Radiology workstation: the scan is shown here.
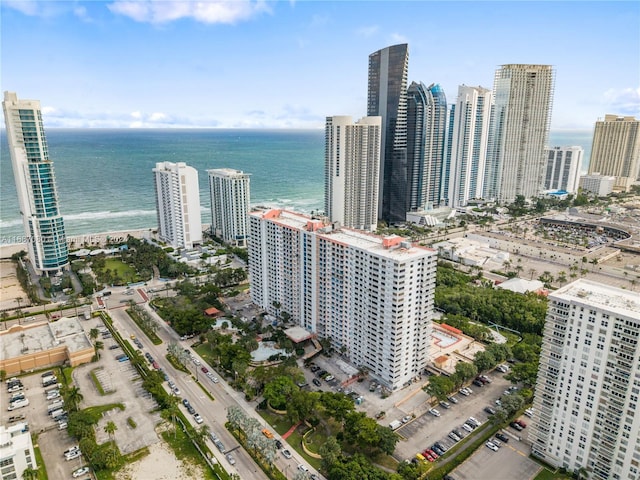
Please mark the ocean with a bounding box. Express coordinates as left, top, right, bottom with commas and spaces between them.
0, 128, 592, 244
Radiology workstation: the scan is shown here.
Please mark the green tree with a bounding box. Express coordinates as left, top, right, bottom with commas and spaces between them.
263, 376, 297, 410
89, 328, 99, 343
473, 350, 497, 373
425, 376, 454, 400
104, 420, 117, 441
320, 392, 356, 424
65, 386, 84, 412
318, 435, 341, 471
21, 468, 39, 480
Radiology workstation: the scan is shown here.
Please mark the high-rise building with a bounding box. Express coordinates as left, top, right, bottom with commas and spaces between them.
0, 423, 37, 480
248, 208, 436, 391
530, 279, 640, 480
484, 64, 555, 203
446, 85, 493, 207
208, 168, 251, 247
406, 82, 448, 210
587, 115, 640, 192
153, 161, 202, 249
2, 91, 69, 275
367, 44, 409, 224
544, 146, 584, 193
324, 115, 382, 231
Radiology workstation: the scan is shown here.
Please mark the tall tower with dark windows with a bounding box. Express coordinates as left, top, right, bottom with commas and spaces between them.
483, 64, 555, 203
3, 91, 68, 274
367, 44, 409, 224
406, 82, 448, 210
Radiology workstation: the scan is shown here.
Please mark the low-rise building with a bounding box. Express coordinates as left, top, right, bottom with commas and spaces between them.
0, 317, 94, 375
579, 174, 616, 196
0, 422, 36, 480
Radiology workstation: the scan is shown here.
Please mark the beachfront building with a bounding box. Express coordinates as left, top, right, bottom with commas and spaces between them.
587, 115, 640, 192
483, 64, 555, 203
153, 161, 202, 250
324, 115, 382, 231
406, 82, 448, 210
368, 43, 409, 224
544, 146, 584, 193
530, 279, 640, 480
207, 168, 251, 247
2, 91, 68, 275
248, 208, 437, 391
0, 423, 37, 480
579, 174, 616, 197
446, 85, 493, 207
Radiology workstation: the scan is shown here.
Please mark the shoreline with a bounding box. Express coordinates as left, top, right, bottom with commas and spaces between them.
0, 228, 156, 259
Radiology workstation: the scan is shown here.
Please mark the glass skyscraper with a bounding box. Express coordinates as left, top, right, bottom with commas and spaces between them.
3, 92, 68, 274
367, 43, 409, 224
406, 82, 448, 210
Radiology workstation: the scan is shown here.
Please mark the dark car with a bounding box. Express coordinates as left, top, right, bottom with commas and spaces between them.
275, 440, 283, 449
472, 379, 484, 387
484, 406, 496, 415
495, 432, 509, 443
312, 378, 322, 387
510, 422, 524, 431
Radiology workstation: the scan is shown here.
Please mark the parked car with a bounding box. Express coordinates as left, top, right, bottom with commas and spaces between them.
447, 396, 458, 404
515, 419, 527, 428
65, 450, 82, 461
324, 375, 335, 382
462, 423, 473, 432
472, 379, 484, 387
495, 432, 510, 443
484, 406, 496, 415
510, 421, 524, 431
402, 415, 413, 423
486, 441, 499, 452
524, 408, 535, 418
439, 400, 450, 409
72, 466, 90, 478
448, 432, 460, 442
193, 413, 204, 424
428, 408, 440, 417
312, 378, 322, 387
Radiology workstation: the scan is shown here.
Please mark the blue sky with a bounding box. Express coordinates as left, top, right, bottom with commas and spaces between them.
1, 0, 638, 129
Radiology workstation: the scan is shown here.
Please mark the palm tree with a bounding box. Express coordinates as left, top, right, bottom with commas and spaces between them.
94, 340, 104, 359
21, 467, 39, 480
89, 328, 99, 343
104, 420, 118, 441
65, 386, 84, 411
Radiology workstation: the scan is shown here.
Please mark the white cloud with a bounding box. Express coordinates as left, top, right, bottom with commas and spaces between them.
356, 25, 378, 38
2, 0, 39, 15
2, 0, 67, 17
107, 0, 271, 25
389, 32, 409, 44
149, 112, 168, 122
41, 106, 56, 115
73, 5, 93, 22
130, 111, 142, 119
602, 87, 640, 116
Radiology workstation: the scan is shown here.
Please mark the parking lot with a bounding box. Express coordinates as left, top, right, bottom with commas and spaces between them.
449, 430, 541, 480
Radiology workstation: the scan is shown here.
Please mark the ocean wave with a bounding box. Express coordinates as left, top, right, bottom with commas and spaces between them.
65, 209, 157, 221
0, 218, 23, 228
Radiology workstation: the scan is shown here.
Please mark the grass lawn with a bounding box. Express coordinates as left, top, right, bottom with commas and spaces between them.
32, 434, 49, 480
533, 469, 573, 480
104, 258, 140, 284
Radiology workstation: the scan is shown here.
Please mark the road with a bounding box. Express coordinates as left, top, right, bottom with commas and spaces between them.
104, 284, 323, 480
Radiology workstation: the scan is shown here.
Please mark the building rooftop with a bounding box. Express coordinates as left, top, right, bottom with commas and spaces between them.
497, 277, 546, 295
207, 168, 250, 177
552, 279, 640, 316
251, 208, 435, 261
0, 317, 92, 361
284, 326, 314, 343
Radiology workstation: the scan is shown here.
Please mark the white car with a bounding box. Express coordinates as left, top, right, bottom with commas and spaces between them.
225, 453, 236, 465
458, 388, 469, 396
298, 464, 309, 472
486, 441, 499, 452
428, 408, 440, 417
462, 423, 473, 432
193, 413, 204, 424
65, 450, 81, 461
172, 386, 181, 395
524, 408, 535, 418
282, 449, 292, 459
401, 415, 412, 423
72, 466, 90, 477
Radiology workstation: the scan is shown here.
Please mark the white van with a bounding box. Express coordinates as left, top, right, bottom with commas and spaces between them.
8, 398, 29, 410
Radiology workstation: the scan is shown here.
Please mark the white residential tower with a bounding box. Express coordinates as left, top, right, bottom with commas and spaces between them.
208, 168, 251, 247
153, 161, 202, 249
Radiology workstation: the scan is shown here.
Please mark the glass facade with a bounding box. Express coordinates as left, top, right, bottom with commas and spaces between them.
3, 93, 68, 273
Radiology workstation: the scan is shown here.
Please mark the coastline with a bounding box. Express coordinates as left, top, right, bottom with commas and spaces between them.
0, 228, 155, 259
